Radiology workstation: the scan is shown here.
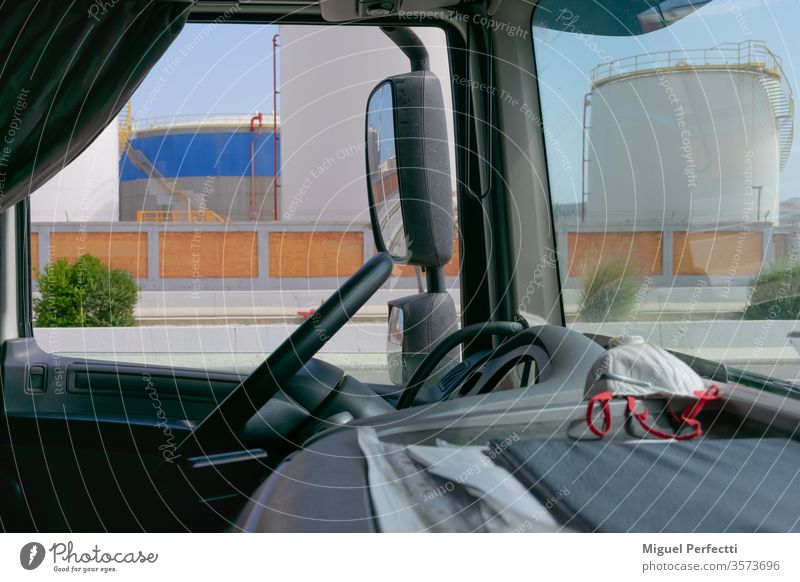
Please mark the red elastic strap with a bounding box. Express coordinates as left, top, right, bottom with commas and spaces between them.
665, 384, 722, 438
681, 384, 722, 423
627, 385, 722, 441
625, 396, 686, 440
586, 391, 613, 436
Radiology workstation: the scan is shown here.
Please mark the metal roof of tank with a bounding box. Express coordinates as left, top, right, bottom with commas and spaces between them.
131, 113, 281, 133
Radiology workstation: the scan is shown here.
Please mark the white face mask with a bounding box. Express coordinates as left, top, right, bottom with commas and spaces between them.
584, 335, 706, 401
583, 336, 721, 440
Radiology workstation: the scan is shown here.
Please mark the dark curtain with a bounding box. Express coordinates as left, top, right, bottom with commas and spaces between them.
0, 0, 191, 210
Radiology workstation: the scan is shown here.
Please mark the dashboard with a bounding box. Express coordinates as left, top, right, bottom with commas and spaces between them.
235, 329, 800, 532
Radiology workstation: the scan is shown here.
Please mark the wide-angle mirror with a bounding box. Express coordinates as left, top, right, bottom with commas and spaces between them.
366, 81, 407, 259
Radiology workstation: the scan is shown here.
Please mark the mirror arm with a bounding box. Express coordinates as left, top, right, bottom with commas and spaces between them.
425, 265, 446, 294
381, 26, 430, 72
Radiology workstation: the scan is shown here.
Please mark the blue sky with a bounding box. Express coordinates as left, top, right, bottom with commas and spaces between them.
130, 2, 800, 206
533, 0, 800, 204
131, 23, 279, 120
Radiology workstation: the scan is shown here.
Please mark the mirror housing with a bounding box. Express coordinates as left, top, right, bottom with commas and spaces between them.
387, 292, 457, 385
365, 63, 459, 392
365, 71, 454, 267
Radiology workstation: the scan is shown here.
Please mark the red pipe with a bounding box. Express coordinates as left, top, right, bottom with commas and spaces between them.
250, 112, 263, 132
250, 112, 263, 221
273, 33, 280, 222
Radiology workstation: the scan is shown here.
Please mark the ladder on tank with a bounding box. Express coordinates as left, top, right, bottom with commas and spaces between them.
761, 74, 795, 170
122, 145, 228, 222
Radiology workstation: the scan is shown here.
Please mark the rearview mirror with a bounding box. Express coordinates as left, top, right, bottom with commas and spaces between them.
365, 72, 454, 267
366, 70, 458, 387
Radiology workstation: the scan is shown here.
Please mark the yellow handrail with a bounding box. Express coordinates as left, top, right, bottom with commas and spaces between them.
588, 40, 795, 171
591, 40, 786, 88
136, 210, 226, 223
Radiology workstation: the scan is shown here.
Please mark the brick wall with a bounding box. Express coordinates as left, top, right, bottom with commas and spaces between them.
31, 223, 423, 291
49, 231, 149, 278
673, 231, 763, 275
160, 232, 259, 278
567, 232, 663, 276
269, 231, 364, 277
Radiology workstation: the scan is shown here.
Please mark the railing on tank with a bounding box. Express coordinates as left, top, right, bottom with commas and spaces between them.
591, 40, 789, 89
132, 113, 280, 132
136, 210, 227, 223
589, 40, 794, 170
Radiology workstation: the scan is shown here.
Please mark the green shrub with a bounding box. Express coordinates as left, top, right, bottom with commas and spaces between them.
34, 254, 139, 327
742, 256, 800, 320
577, 256, 642, 322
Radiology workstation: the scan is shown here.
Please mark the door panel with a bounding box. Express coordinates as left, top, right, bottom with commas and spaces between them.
0, 337, 247, 531
2, 337, 241, 424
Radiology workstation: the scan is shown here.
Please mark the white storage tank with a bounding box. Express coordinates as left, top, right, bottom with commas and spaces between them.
31, 119, 121, 223
583, 41, 793, 227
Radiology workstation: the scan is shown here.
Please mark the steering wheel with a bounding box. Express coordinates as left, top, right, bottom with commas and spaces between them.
397, 324, 605, 409
176, 252, 394, 458
396, 321, 525, 409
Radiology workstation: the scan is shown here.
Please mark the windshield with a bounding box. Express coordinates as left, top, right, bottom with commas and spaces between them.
533, 0, 800, 384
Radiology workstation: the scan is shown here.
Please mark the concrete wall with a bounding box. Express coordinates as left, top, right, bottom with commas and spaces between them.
557, 222, 789, 288
30, 222, 461, 293
572, 320, 800, 366
35, 320, 800, 372
131, 288, 461, 323
31, 221, 376, 291
32, 219, 790, 294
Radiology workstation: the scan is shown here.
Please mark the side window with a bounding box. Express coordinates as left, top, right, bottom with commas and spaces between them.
532, 0, 799, 381
30, 22, 457, 384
